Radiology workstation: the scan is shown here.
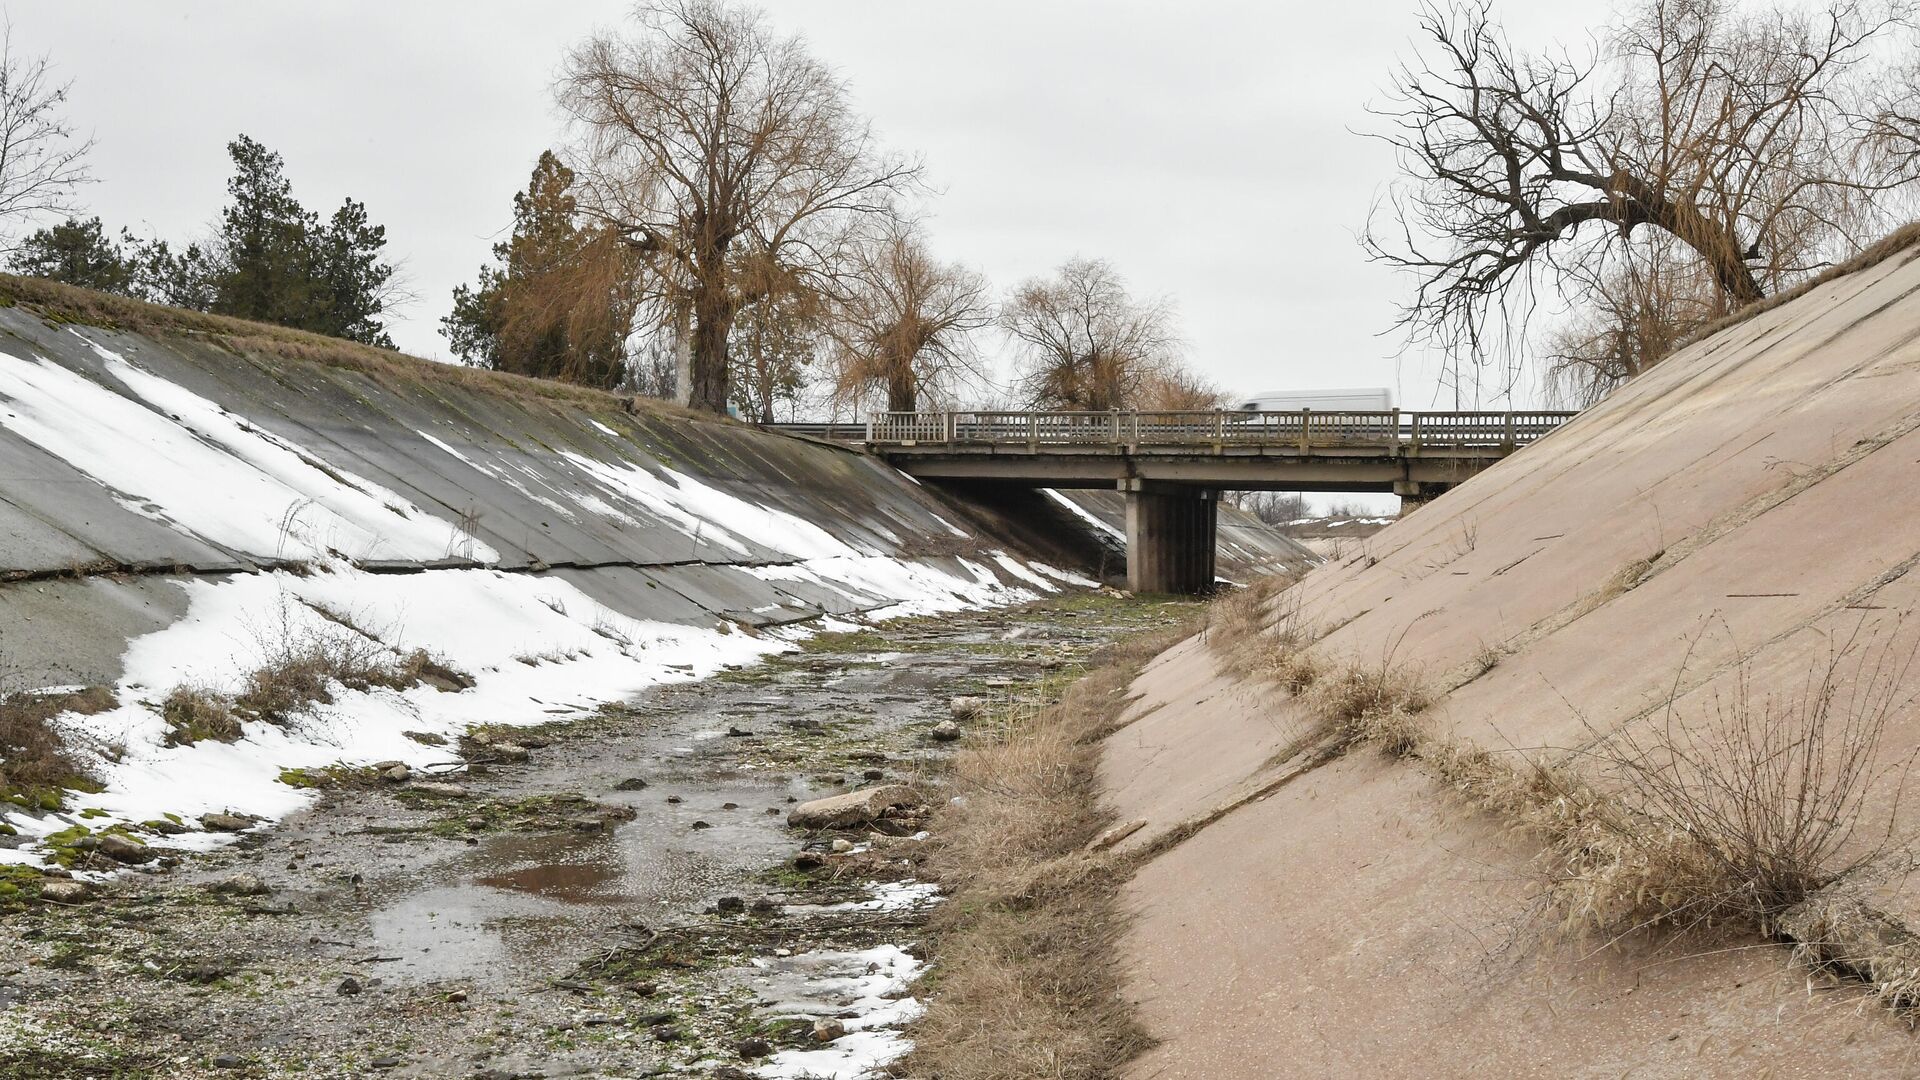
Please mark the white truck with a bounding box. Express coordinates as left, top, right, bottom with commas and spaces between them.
1234, 387, 1396, 412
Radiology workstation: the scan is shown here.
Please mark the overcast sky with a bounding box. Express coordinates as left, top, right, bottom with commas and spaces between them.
7, 1, 1601, 411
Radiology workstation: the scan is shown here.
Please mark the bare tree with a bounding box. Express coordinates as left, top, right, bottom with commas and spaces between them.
0, 28, 93, 250
1002, 257, 1181, 412
729, 249, 825, 422
1365, 0, 1915, 395
831, 218, 992, 413
557, 0, 920, 415
1542, 233, 1722, 405
1135, 363, 1227, 410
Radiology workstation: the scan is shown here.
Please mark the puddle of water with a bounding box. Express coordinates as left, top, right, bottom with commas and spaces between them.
364, 771, 800, 983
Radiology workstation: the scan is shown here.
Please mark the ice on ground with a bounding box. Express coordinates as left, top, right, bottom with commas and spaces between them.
0, 335, 495, 563
784, 881, 942, 916
742, 944, 926, 1080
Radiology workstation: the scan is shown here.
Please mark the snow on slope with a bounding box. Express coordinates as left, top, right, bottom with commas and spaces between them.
0, 332, 1096, 866
0, 335, 492, 563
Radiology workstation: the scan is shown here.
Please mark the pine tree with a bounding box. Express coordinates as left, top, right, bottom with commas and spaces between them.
310, 199, 396, 348
211, 135, 320, 328
9, 217, 139, 293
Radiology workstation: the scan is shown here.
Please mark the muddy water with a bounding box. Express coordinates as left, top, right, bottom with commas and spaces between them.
0, 596, 1192, 1079
355, 637, 992, 987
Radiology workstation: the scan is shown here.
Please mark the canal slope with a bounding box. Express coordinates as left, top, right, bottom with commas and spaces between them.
1095, 230, 1920, 1076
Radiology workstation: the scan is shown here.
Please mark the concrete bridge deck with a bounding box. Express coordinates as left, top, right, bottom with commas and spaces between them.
769, 409, 1576, 592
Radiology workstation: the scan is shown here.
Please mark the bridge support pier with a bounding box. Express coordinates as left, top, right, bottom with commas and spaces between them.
1393, 479, 1454, 511
1121, 481, 1217, 595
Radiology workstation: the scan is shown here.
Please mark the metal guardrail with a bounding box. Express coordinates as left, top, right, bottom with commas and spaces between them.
847, 410, 1576, 451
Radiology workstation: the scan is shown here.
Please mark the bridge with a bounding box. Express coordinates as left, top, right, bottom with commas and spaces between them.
769, 409, 1575, 593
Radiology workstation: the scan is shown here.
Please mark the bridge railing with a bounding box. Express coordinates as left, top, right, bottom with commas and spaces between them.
863, 410, 1576, 450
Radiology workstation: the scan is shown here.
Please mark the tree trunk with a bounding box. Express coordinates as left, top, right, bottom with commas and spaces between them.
688, 295, 733, 415
886, 365, 917, 413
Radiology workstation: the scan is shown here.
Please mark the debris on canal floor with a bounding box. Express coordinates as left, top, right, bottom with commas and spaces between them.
0, 593, 1199, 1079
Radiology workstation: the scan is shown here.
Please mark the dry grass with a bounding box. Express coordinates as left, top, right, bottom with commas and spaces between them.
1562, 630, 1919, 939
0, 686, 114, 804
159, 602, 467, 746
904, 619, 1201, 1080
0, 274, 725, 424
1301, 655, 1432, 753
1369, 624, 1920, 995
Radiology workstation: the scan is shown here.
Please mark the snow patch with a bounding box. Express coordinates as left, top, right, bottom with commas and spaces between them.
0, 336, 493, 563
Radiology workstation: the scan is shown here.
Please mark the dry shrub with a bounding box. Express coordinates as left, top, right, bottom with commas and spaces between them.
905, 620, 1200, 1080
0, 686, 114, 802
1302, 656, 1432, 753
1562, 630, 1919, 939
159, 685, 241, 747
159, 601, 468, 744
1395, 625, 1920, 982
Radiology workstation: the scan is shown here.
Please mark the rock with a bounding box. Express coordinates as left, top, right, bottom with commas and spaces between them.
491, 743, 530, 763
37, 879, 92, 904
715, 896, 745, 914
380, 764, 411, 783
949, 696, 984, 720
792, 852, 825, 871
651, 1024, 682, 1042
568, 817, 606, 833
200, 813, 255, 833
212, 1055, 246, 1069
666, 794, 683, 804
145, 818, 190, 836
735, 1037, 774, 1059
97, 834, 155, 864
787, 784, 917, 830
862, 769, 884, 781
750, 897, 779, 915
404, 730, 447, 746
1087, 819, 1148, 852
408, 782, 469, 799
370, 1057, 401, 1069
830, 839, 854, 854
713, 1068, 756, 1080
446, 989, 468, 1003
371, 760, 404, 771
930, 720, 963, 742
812, 1018, 847, 1043
725, 726, 755, 738
721, 802, 738, 810
614, 777, 649, 791
690, 820, 712, 830
209, 873, 272, 897
337, 976, 362, 996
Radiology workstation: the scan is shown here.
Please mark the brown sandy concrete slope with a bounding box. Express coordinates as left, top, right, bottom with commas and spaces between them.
1103, 238, 1920, 1076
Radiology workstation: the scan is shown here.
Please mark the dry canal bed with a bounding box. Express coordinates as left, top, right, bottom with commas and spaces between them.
0, 594, 1194, 1079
